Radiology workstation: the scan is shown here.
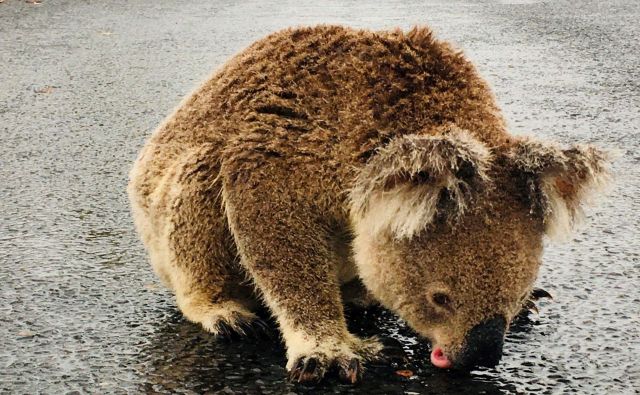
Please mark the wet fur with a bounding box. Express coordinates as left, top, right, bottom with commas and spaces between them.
128, 25, 610, 382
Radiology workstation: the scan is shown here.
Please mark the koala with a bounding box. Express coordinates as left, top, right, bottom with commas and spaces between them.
128, 25, 609, 383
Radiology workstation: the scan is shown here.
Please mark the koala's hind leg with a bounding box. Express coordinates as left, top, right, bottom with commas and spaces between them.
134, 145, 260, 336
221, 157, 382, 383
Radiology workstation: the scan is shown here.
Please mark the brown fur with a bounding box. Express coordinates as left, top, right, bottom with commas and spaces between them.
350, 124, 492, 239
128, 25, 609, 382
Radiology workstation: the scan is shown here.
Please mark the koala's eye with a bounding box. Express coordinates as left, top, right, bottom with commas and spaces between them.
432, 292, 451, 308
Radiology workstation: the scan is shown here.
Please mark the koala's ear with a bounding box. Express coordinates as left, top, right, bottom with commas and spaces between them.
350, 127, 491, 239
508, 138, 611, 240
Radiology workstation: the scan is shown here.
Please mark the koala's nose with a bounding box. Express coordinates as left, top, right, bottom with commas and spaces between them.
455, 315, 507, 370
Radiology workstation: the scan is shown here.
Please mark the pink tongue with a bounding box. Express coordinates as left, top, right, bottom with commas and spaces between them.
430, 347, 452, 369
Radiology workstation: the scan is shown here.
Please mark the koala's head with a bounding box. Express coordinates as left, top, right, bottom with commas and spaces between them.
350, 126, 609, 371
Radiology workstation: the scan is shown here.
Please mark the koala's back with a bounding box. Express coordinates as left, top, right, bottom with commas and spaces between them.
147, 25, 507, 168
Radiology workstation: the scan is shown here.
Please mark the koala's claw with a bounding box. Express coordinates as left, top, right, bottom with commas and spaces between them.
518, 288, 553, 317
531, 287, 553, 300
288, 354, 365, 384
211, 313, 272, 340
237, 316, 273, 339
338, 358, 363, 384
288, 356, 326, 384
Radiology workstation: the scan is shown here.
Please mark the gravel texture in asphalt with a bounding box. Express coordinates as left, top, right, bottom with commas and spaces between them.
1, 0, 638, 393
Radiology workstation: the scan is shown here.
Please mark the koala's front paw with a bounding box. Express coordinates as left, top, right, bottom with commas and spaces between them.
287, 336, 382, 384
288, 354, 327, 383
288, 353, 363, 384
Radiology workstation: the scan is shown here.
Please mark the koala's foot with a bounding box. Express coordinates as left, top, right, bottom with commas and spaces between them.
177, 293, 263, 337
287, 336, 383, 384
289, 354, 363, 384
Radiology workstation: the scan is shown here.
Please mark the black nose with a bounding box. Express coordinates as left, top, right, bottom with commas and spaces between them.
455, 315, 507, 370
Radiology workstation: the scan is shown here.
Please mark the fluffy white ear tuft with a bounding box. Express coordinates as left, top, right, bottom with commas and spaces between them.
509, 138, 611, 240
350, 127, 492, 239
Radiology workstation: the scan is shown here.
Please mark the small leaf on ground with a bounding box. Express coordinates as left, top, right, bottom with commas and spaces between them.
17, 330, 36, 338
35, 86, 55, 94
395, 369, 413, 378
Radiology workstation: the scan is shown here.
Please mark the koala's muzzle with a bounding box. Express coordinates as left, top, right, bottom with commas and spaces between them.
454, 315, 507, 370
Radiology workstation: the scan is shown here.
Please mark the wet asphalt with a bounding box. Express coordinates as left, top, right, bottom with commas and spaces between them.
1, 0, 639, 394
